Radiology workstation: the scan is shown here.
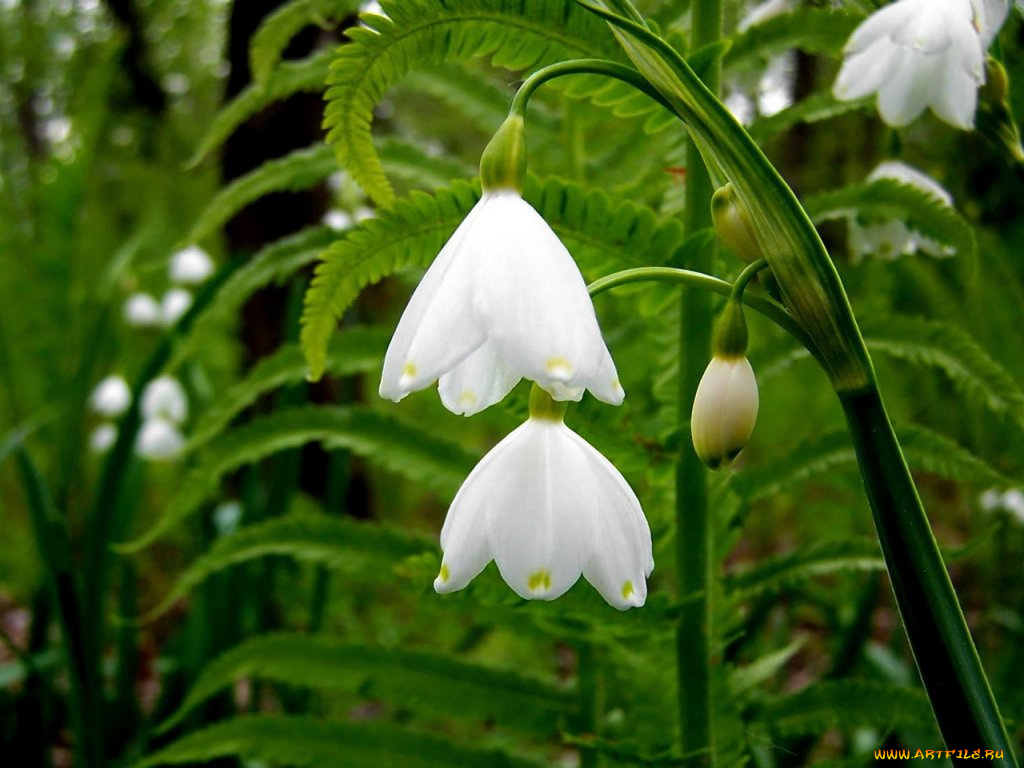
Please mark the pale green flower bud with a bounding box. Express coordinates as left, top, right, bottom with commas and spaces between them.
711, 183, 763, 264
691, 355, 759, 470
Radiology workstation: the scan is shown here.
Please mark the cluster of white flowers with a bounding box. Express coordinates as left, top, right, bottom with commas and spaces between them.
87, 373, 189, 462
123, 245, 214, 329
834, 0, 1009, 129
980, 487, 1024, 524
848, 161, 957, 260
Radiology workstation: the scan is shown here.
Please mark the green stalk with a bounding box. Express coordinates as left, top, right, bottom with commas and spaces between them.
675, 2, 721, 765
577, 641, 604, 768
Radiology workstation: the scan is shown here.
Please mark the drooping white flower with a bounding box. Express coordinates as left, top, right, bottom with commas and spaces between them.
169, 245, 214, 285
141, 376, 188, 424
89, 423, 118, 453
161, 288, 193, 326
691, 356, 759, 470
89, 375, 132, 417
434, 390, 653, 610
379, 190, 623, 415
123, 293, 161, 327
833, 0, 1007, 129
322, 209, 353, 231
848, 161, 955, 260
135, 418, 185, 460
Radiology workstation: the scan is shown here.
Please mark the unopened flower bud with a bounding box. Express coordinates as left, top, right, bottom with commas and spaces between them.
479, 114, 526, 193
691, 355, 759, 470
712, 183, 763, 264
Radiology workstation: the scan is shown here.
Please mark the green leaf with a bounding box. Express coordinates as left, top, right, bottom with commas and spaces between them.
724, 540, 884, 600
137, 715, 546, 768
138, 514, 431, 621
862, 315, 1024, 432
300, 176, 684, 379
324, 0, 620, 206
187, 144, 337, 244
190, 49, 334, 167
187, 327, 390, 448
804, 179, 977, 260
120, 406, 477, 551
749, 91, 872, 142
160, 633, 575, 734
755, 681, 936, 737
250, 0, 360, 84
378, 137, 477, 190
172, 226, 337, 369
725, 8, 864, 67
731, 637, 807, 695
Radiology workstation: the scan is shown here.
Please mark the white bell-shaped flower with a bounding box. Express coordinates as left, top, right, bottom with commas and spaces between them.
123, 293, 162, 327
833, 0, 1006, 129
849, 161, 955, 260
691, 356, 759, 470
89, 423, 118, 454
434, 387, 653, 610
161, 288, 193, 326
141, 376, 188, 424
89, 375, 132, 417
169, 245, 214, 285
379, 190, 623, 415
136, 418, 185, 460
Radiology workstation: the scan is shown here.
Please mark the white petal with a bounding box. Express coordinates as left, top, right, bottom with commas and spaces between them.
136, 418, 185, 460
474, 194, 617, 402
485, 420, 593, 600
868, 162, 954, 206
931, 58, 980, 129
834, 39, 902, 102
585, 347, 625, 406
123, 293, 161, 327
90, 375, 132, 417
161, 288, 193, 326
90, 423, 118, 453
379, 196, 491, 401
845, 0, 924, 55
169, 245, 214, 284
438, 341, 521, 417
877, 50, 937, 126
971, 0, 1009, 47
141, 376, 188, 423
567, 430, 653, 610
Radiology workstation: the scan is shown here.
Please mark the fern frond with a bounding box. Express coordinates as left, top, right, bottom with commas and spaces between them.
121, 406, 476, 551
403, 64, 527, 137
139, 514, 430, 620
725, 8, 864, 67
187, 144, 336, 244
139, 715, 546, 768
190, 49, 333, 167
188, 327, 389, 448
172, 226, 336, 369
750, 92, 871, 141
160, 633, 575, 734
378, 137, 477, 190
862, 315, 1024, 432
724, 540, 884, 600
804, 179, 976, 260
301, 176, 684, 379
250, 0, 360, 84
731, 637, 807, 695
323, 0, 621, 206
755, 681, 936, 737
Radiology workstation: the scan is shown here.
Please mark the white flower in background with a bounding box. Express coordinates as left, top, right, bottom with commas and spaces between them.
169, 245, 214, 285
757, 53, 796, 117
213, 501, 244, 536
849, 161, 955, 260
434, 390, 653, 609
161, 288, 193, 326
738, 0, 793, 31
123, 293, 162, 327
691, 356, 759, 469
135, 418, 185, 460
833, 0, 1008, 129
89, 423, 118, 454
89, 374, 131, 417
979, 487, 1024, 524
723, 90, 755, 126
359, 0, 385, 16
379, 190, 622, 415
354, 206, 375, 223
141, 376, 188, 424
322, 209, 353, 231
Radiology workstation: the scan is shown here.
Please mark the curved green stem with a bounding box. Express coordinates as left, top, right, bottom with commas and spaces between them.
588, 266, 816, 355
729, 258, 769, 301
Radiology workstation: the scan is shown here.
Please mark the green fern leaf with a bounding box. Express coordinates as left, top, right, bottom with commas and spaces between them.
138, 715, 547, 768
190, 48, 333, 167
301, 176, 684, 379
121, 406, 476, 551
725, 8, 864, 67
862, 315, 1024, 431
804, 179, 976, 260
188, 327, 389, 448
159, 633, 575, 734
755, 681, 936, 737
732, 637, 807, 695
323, 0, 621, 206
724, 540, 884, 600
172, 226, 337, 369
403, 64, 530, 138
750, 92, 871, 141
138, 514, 431, 620
378, 137, 477, 190
187, 144, 337, 244
250, 0, 360, 84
